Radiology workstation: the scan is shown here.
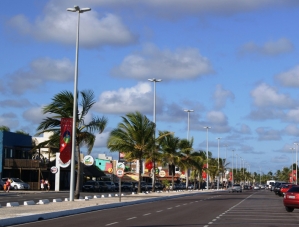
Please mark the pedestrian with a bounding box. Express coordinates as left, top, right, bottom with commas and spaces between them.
44, 179, 49, 191
6, 178, 11, 192
40, 178, 45, 190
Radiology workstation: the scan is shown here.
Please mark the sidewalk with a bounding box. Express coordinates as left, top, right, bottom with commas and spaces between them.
0, 190, 215, 226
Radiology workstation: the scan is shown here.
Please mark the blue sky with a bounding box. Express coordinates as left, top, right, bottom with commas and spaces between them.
1, 0, 299, 174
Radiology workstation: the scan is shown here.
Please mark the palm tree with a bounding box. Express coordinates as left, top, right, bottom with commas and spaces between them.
107, 111, 155, 193
36, 90, 107, 199
178, 138, 202, 188
159, 131, 181, 191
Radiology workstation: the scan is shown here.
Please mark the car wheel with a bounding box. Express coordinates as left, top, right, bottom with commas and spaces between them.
285, 207, 294, 212
14, 185, 18, 190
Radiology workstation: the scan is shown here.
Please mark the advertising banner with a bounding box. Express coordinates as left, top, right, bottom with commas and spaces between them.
60, 118, 73, 164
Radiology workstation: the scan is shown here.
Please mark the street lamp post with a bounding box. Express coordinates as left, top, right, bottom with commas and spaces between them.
184, 109, 194, 189
232, 150, 235, 186
204, 126, 211, 190
148, 78, 162, 190
294, 143, 298, 184
217, 138, 221, 190
67, 5, 91, 202
290, 147, 295, 183
184, 110, 194, 140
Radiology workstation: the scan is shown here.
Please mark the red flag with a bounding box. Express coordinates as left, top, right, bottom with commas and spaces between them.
60, 118, 73, 164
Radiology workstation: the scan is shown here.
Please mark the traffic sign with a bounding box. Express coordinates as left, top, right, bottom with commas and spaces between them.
159, 170, 166, 177
116, 169, 124, 178
117, 162, 125, 170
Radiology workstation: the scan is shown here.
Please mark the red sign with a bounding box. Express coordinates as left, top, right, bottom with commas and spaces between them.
60, 118, 72, 164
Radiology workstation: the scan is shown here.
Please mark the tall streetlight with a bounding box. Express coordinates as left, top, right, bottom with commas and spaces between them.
67, 5, 91, 202
148, 78, 162, 189
184, 109, 194, 140
232, 150, 235, 186
184, 109, 193, 189
290, 147, 295, 183
204, 126, 211, 190
294, 143, 299, 184
217, 138, 221, 190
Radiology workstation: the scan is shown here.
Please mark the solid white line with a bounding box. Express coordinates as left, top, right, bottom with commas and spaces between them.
106, 222, 118, 226
127, 217, 136, 220
143, 213, 151, 216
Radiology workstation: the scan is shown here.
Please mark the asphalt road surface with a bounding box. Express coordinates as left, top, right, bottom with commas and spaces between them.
9, 189, 299, 227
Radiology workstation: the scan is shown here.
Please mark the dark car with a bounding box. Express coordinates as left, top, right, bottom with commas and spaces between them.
0, 179, 5, 190
104, 181, 116, 191
98, 181, 108, 192
133, 181, 148, 192
82, 181, 100, 192
155, 182, 163, 190
121, 182, 133, 191
274, 182, 288, 195
283, 185, 299, 212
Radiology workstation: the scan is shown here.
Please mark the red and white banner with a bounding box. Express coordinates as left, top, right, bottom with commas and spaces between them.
60, 118, 73, 164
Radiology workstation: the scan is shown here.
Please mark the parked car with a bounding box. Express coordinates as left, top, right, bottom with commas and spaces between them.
0, 179, 5, 190
283, 185, 299, 212
133, 181, 149, 192
82, 180, 100, 192
229, 184, 242, 193
2, 178, 30, 190
104, 181, 116, 191
253, 184, 260, 190
146, 183, 153, 191
121, 182, 133, 191
155, 182, 163, 190
274, 182, 288, 195
98, 181, 109, 192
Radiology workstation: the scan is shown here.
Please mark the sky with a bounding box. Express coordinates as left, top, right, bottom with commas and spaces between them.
1, 0, 299, 174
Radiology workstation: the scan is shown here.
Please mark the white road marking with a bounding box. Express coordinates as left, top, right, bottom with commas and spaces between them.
106, 222, 118, 226
127, 217, 136, 220
143, 213, 151, 216
156, 210, 163, 212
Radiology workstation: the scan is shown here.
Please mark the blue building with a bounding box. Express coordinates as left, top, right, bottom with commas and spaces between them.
0, 131, 49, 189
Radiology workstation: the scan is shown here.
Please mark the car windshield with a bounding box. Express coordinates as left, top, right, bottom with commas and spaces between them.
12, 178, 23, 183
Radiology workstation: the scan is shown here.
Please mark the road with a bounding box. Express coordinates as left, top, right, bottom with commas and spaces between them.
9, 189, 299, 227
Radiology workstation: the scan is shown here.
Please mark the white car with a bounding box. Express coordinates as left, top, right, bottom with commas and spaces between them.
253, 185, 260, 190
2, 178, 30, 190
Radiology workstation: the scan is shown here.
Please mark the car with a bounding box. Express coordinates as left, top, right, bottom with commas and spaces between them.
104, 181, 116, 191
98, 181, 109, 192
283, 185, 299, 212
82, 180, 100, 192
229, 184, 242, 193
0, 179, 5, 190
155, 182, 163, 190
121, 182, 133, 191
253, 185, 260, 190
2, 178, 30, 190
274, 182, 288, 195
146, 183, 153, 191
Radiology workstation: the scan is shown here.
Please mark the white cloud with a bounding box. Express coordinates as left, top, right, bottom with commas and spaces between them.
0, 99, 32, 108
111, 44, 214, 80
271, 155, 289, 163
256, 127, 282, 141
275, 65, 299, 87
0, 113, 19, 129
3, 58, 73, 95
204, 111, 231, 133
8, 5, 137, 48
251, 83, 294, 108
93, 82, 153, 114
23, 106, 47, 124
213, 84, 234, 109
284, 124, 299, 136
234, 124, 252, 134
285, 108, 299, 123
240, 38, 294, 56
93, 130, 110, 148
248, 109, 285, 121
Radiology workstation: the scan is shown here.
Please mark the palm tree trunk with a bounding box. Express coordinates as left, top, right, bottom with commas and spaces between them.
74, 144, 81, 199
138, 158, 142, 193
